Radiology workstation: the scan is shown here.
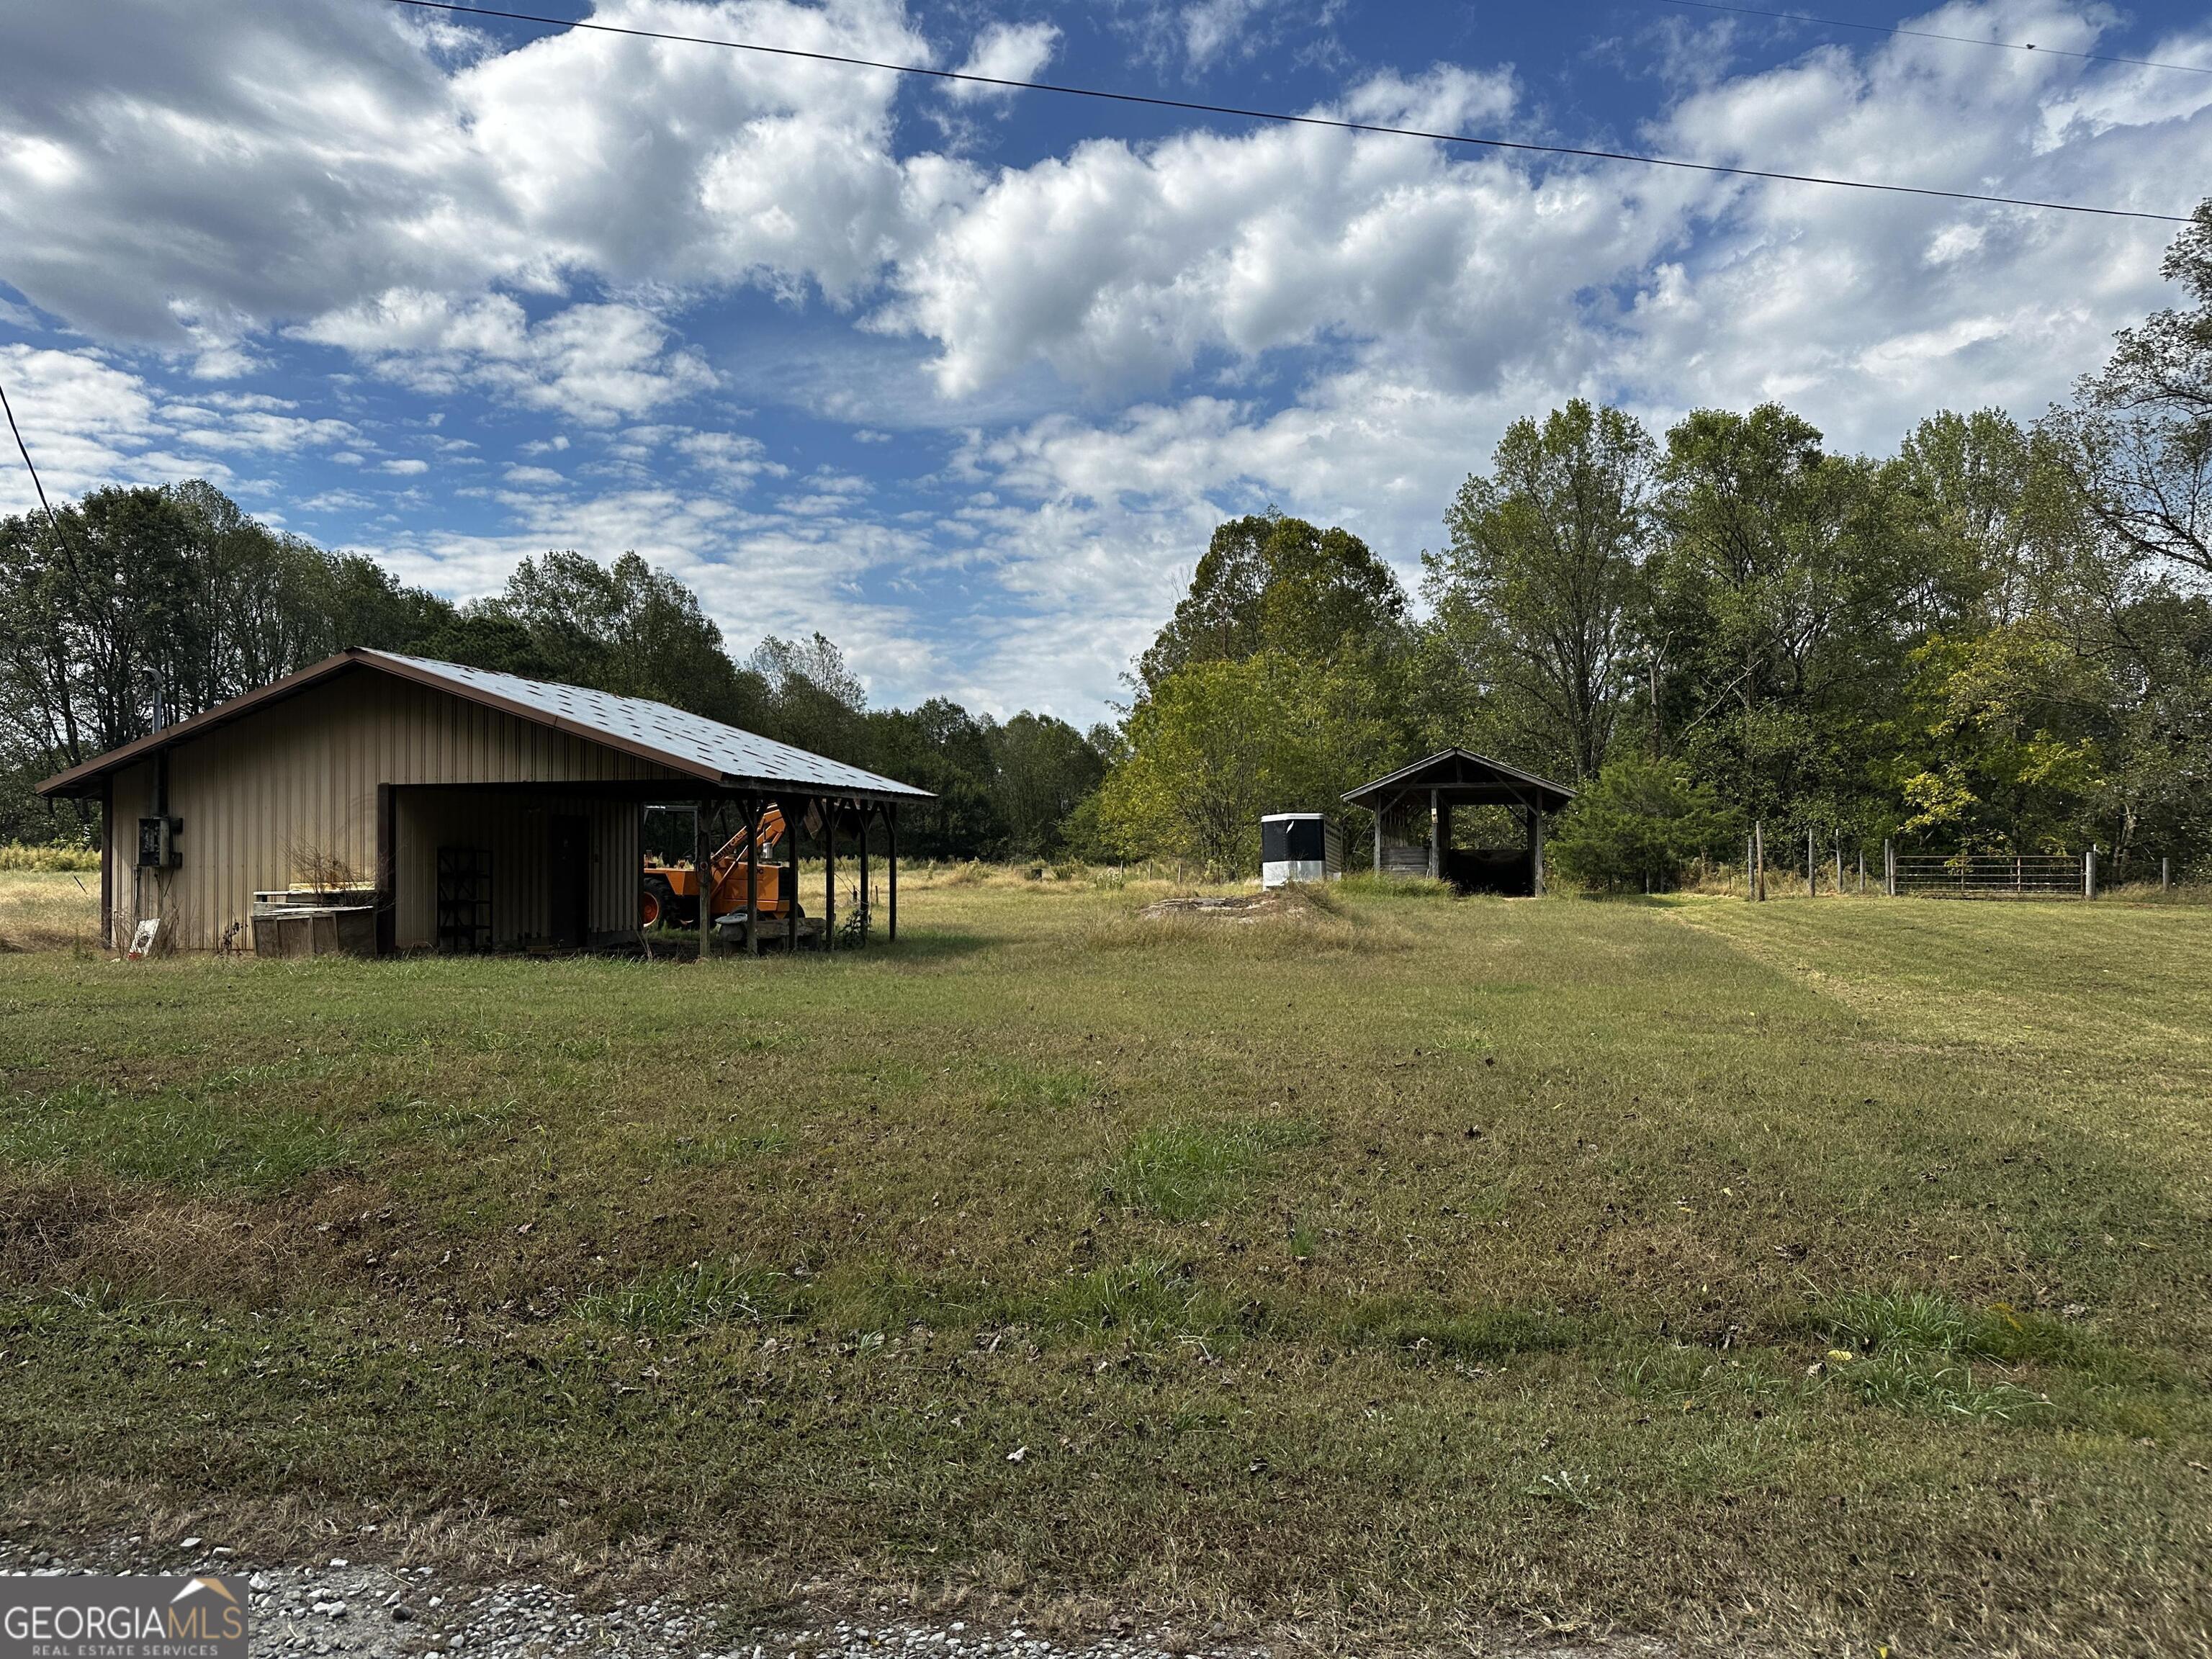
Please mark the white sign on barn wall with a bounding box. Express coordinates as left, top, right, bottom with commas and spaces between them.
126, 917, 163, 959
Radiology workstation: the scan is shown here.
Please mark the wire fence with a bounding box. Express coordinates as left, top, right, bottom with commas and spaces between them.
1891, 853, 2087, 899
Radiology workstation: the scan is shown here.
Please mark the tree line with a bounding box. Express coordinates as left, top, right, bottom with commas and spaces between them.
0, 498, 1106, 862
1099, 202, 2212, 888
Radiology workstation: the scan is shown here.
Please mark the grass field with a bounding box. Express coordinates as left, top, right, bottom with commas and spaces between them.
1, 869, 2208, 1656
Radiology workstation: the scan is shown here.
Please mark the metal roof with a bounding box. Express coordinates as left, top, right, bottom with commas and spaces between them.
37, 649, 932, 802
364, 652, 932, 799
1342, 748, 1575, 813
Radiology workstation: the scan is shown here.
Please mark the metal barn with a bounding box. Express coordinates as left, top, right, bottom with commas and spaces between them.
35, 649, 931, 956
1343, 749, 1575, 896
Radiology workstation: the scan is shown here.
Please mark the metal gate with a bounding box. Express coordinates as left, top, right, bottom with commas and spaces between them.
1890, 852, 2088, 899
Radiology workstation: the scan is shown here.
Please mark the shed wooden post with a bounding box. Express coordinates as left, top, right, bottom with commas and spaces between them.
824, 801, 837, 953
1428, 788, 1441, 881
787, 798, 802, 953
745, 793, 761, 958
1531, 806, 1546, 896
696, 797, 714, 963
887, 803, 899, 943
858, 805, 871, 945
100, 778, 114, 949
1372, 801, 1383, 874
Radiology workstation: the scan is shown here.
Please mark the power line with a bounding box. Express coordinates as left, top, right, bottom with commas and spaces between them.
380, 0, 2190, 223
1651, 0, 2212, 78
0, 369, 90, 590
1, 371, 69, 539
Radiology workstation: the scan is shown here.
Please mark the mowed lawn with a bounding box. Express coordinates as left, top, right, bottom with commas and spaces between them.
1, 872, 2208, 1656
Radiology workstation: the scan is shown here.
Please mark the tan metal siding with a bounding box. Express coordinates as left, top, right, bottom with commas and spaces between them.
109, 667, 681, 951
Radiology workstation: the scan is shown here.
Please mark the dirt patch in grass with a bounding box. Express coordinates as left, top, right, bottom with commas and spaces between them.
1095, 885, 1400, 954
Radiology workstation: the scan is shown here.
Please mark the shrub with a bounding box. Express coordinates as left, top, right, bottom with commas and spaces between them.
1547, 755, 1736, 893
0, 840, 100, 872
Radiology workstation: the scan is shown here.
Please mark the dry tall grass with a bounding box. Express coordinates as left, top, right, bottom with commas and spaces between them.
0, 871, 99, 951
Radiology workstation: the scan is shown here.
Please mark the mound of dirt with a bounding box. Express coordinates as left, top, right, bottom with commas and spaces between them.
1136, 888, 1321, 923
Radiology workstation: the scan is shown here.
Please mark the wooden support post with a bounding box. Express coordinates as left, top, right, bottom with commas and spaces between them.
1372, 804, 1383, 875
1428, 788, 1441, 882
100, 778, 114, 950
1835, 843, 1843, 895
745, 793, 761, 958
1885, 838, 1895, 896
887, 803, 899, 943
1745, 833, 1753, 901
858, 804, 871, 946
2084, 846, 2097, 901
1857, 850, 1865, 895
1807, 829, 1816, 898
787, 798, 802, 953
824, 801, 837, 953
696, 797, 714, 963
1531, 808, 1546, 896
2163, 855, 2171, 892
1753, 820, 1765, 902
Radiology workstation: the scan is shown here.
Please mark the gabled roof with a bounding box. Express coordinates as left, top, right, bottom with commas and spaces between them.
36, 648, 932, 803
1342, 748, 1576, 813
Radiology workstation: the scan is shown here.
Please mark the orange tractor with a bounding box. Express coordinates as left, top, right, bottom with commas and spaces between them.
641, 804, 799, 935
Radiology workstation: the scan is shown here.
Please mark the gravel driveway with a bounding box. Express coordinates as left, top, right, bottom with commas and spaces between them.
0, 1534, 1668, 1659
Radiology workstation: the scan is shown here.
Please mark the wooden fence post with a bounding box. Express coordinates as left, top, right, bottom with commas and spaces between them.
1745, 834, 1754, 902
1753, 821, 1766, 902
2162, 855, 2170, 892
2084, 847, 2097, 901
1807, 830, 1816, 898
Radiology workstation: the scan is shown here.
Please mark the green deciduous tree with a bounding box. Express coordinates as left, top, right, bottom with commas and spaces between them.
1546, 754, 1736, 894
1099, 653, 1399, 875
1643, 405, 1911, 845
1424, 400, 1653, 782
1136, 511, 1406, 693
2048, 201, 2212, 581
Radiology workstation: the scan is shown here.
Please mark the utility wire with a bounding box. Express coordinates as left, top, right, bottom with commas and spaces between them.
1652, 0, 2212, 78
381, 0, 2190, 223
0, 370, 86, 586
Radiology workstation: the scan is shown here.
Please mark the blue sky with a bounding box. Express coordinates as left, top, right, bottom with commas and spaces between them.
3, 0, 2208, 720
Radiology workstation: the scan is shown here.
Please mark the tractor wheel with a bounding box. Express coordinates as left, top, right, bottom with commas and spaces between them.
640, 876, 684, 930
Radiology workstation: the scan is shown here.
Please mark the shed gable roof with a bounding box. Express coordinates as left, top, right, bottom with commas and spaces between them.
36, 648, 932, 802
1341, 748, 1575, 813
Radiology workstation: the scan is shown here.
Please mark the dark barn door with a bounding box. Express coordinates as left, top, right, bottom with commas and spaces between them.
549, 815, 590, 948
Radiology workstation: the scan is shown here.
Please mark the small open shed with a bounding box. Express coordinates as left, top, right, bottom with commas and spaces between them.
35, 649, 932, 956
1343, 749, 1575, 896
